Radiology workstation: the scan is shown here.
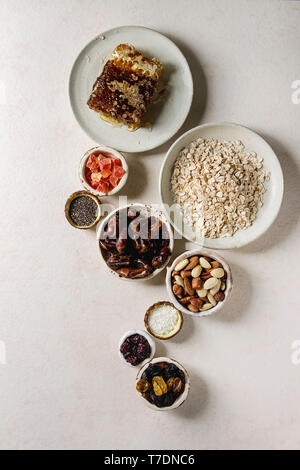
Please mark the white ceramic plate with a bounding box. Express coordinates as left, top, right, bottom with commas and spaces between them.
69, 26, 193, 153
159, 122, 284, 249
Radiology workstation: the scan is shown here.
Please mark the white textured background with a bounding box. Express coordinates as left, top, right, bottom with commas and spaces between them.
0, 0, 300, 450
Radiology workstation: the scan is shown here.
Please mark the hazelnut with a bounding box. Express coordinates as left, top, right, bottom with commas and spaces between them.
172, 284, 183, 297
215, 291, 225, 302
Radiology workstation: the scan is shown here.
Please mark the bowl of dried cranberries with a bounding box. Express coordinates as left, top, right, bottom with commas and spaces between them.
79, 145, 128, 196
119, 330, 156, 368
136, 357, 190, 410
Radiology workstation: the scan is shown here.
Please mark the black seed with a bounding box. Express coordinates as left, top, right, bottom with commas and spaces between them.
69, 196, 98, 227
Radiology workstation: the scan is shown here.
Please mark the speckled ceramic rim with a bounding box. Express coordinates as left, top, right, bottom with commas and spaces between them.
79, 145, 129, 196
136, 357, 190, 411
166, 249, 233, 317
97, 203, 174, 282
144, 301, 183, 340
65, 190, 102, 229
118, 329, 156, 368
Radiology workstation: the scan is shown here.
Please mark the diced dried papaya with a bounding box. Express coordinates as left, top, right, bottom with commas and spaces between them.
101, 168, 112, 179
99, 157, 112, 171
109, 175, 119, 188
114, 166, 125, 178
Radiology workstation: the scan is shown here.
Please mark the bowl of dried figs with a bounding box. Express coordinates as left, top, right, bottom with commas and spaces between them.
136, 357, 190, 411
166, 249, 233, 317
98, 204, 174, 281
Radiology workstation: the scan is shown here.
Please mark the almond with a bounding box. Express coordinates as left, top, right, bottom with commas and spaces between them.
185, 256, 199, 270
179, 295, 198, 305
203, 277, 219, 290
192, 278, 202, 289
174, 275, 184, 288
207, 293, 217, 307
201, 272, 212, 280
190, 297, 203, 308
188, 303, 199, 313
191, 265, 202, 278
200, 257, 211, 269
184, 277, 195, 296
173, 284, 183, 297
221, 282, 226, 291
200, 303, 213, 311
196, 288, 208, 298
174, 259, 189, 272
180, 270, 192, 279
210, 279, 221, 296
211, 261, 220, 269
210, 268, 225, 279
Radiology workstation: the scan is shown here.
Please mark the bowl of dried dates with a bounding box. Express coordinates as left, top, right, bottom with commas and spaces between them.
119, 330, 156, 368
98, 204, 174, 280
166, 249, 233, 317
136, 357, 190, 410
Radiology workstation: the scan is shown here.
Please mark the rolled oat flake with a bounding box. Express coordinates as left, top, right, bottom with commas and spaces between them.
69, 196, 98, 227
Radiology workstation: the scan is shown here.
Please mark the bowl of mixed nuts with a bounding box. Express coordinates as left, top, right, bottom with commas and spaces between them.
166, 249, 232, 317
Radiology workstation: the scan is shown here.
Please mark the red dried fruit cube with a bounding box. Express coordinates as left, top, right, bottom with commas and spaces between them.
109, 175, 119, 188
99, 157, 112, 171
97, 182, 109, 195
113, 166, 125, 178
86, 154, 100, 171
101, 168, 112, 179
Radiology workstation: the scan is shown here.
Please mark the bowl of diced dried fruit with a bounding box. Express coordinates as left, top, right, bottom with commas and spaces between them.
166, 249, 232, 317
79, 145, 128, 196
136, 357, 190, 411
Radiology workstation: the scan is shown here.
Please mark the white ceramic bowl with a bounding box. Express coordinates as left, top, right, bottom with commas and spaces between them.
69, 25, 193, 153
97, 203, 174, 281
136, 357, 190, 411
118, 329, 156, 368
166, 249, 233, 317
159, 122, 284, 249
79, 145, 128, 196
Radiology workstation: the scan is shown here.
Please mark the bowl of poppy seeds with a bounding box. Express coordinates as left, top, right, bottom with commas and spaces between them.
65, 191, 101, 229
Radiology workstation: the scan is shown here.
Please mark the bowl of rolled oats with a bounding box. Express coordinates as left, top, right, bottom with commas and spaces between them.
159, 122, 283, 249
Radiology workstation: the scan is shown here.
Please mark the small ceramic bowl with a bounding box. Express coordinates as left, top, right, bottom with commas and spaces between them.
65, 190, 101, 229
166, 249, 233, 317
79, 145, 129, 196
144, 301, 183, 340
136, 357, 190, 411
118, 329, 156, 368
97, 203, 174, 282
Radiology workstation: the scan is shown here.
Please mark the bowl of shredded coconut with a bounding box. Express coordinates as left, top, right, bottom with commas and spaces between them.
159, 122, 283, 249
145, 301, 183, 339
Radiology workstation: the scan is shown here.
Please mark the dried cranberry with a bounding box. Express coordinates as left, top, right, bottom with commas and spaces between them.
126, 355, 138, 365
120, 333, 151, 366
130, 335, 141, 344
137, 343, 150, 355
120, 340, 131, 354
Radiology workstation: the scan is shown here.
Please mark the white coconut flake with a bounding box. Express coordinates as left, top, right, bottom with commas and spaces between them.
148, 304, 180, 336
